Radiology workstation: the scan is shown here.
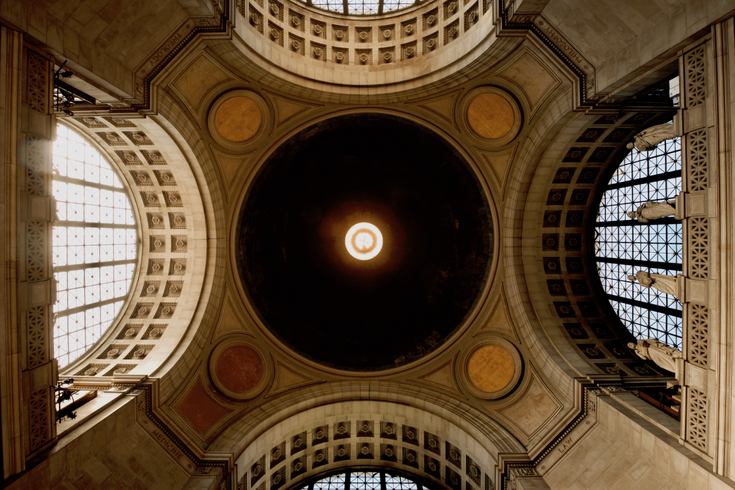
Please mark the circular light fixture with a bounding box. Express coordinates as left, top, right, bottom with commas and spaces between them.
345, 222, 383, 260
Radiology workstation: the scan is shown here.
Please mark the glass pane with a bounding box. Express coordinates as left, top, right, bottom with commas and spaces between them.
348, 0, 380, 14
314, 474, 347, 490
311, 0, 345, 13
349, 472, 381, 490
383, 0, 414, 12
385, 474, 418, 490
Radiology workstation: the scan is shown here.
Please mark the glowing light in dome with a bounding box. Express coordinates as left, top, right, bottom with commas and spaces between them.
345, 222, 383, 260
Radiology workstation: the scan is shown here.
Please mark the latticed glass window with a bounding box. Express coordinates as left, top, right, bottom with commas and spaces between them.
384, 474, 419, 490
300, 471, 423, 490
301, 0, 420, 15
595, 132, 683, 349
52, 123, 137, 367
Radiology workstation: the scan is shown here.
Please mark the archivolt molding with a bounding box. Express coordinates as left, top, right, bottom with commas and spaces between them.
500, 90, 584, 396
520, 108, 678, 378
59, 114, 215, 387
128, 0, 607, 109
151, 90, 229, 402
232, 0, 500, 88
209, 380, 525, 456
230, 399, 503, 490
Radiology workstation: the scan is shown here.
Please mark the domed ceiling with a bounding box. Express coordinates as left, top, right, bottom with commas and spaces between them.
236, 114, 493, 371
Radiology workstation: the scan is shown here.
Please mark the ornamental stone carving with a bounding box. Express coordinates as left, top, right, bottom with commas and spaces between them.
626, 120, 679, 152
627, 200, 678, 222
628, 271, 681, 298
628, 339, 683, 380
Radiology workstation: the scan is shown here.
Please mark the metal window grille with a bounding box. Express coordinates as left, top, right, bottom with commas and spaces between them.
595, 135, 683, 349
301, 471, 425, 490
303, 0, 421, 15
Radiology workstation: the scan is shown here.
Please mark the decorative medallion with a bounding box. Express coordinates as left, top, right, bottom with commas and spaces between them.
208, 90, 269, 150
461, 337, 522, 399
462, 87, 522, 146
209, 339, 269, 400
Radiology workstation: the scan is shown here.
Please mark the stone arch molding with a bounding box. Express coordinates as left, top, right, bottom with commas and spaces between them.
59, 114, 215, 382
217, 394, 525, 490
501, 87, 680, 382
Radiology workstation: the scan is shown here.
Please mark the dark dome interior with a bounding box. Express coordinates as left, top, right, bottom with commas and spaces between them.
236, 114, 493, 371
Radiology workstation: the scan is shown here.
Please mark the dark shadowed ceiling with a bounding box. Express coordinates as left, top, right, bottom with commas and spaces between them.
236, 114, 493, 371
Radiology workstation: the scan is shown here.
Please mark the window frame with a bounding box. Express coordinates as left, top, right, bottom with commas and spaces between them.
594, 134, 683, 349
298, 0, 423, 16
291, 468, 436, 490
51, 121, 143, 369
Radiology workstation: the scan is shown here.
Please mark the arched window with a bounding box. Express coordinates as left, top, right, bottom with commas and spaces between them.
52, 123, 137, 367
595, 132, 683, 348
301, 0, 420, 15
295, 470, 428, 490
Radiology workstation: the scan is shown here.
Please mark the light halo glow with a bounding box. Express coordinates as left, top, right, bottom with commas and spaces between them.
345, 222, 383, 260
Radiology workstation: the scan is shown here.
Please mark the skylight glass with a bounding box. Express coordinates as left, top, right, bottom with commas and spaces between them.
595, 134, 683, 349
299, 471, 427, 490
384, 474, 419, 490
52, 123, 137, 368
299, 0, 420, 15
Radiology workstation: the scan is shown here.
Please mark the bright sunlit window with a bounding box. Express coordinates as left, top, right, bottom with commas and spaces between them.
304, 0, 420, 15
52, 123, 137, 368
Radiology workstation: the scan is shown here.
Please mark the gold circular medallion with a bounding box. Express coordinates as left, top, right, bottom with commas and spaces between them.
467, 344, 515, 393
214, 96, 262, 142
467, 93, 515, 140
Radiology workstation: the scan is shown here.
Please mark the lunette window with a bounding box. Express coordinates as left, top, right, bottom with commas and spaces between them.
296, 470, 427, 490
301, 0, 421, 16
594, 131, 683, 349
52, 123, 137, 368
